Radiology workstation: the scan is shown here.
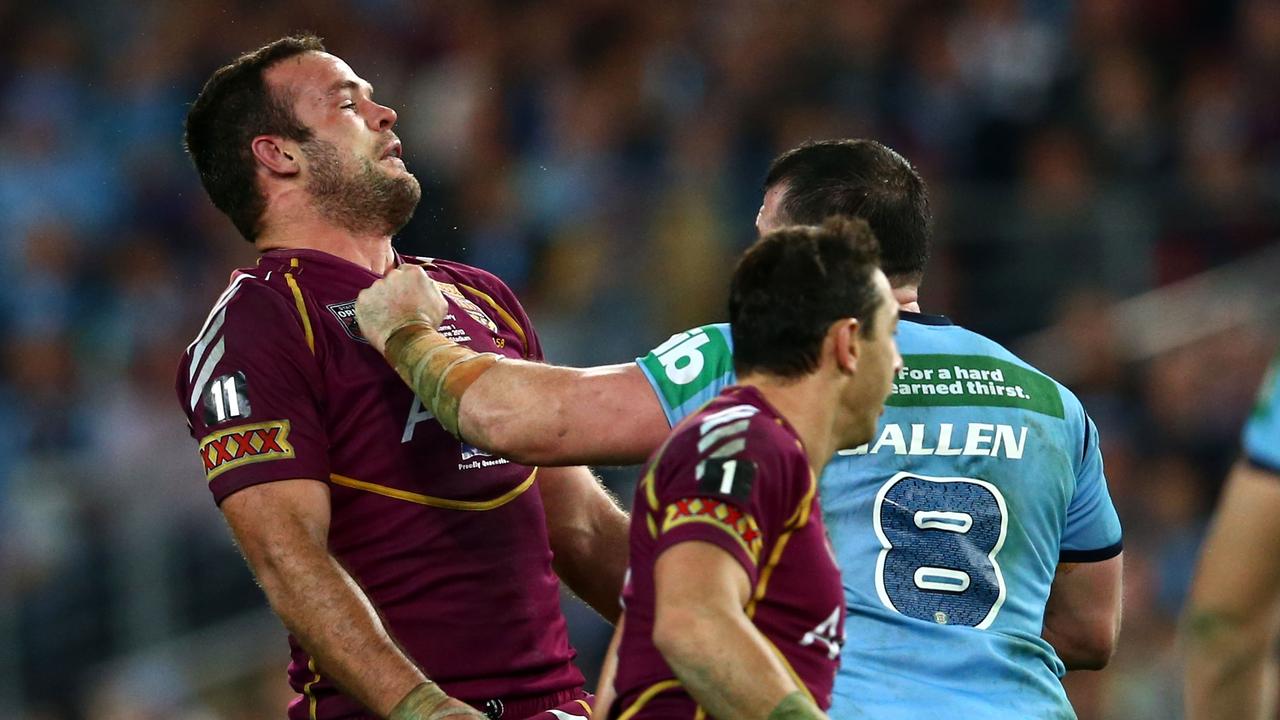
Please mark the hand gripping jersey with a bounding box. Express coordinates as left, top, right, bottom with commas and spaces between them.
610, 386, 846, 719
1245, 351, 1280, 473
176, 249, 583, 720
636, 313, 1122, 719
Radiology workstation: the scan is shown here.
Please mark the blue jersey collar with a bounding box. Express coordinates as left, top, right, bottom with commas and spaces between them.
899, 310, 953, 326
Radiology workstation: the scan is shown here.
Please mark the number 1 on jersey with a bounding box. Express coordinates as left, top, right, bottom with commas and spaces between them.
718, 459, 738, 494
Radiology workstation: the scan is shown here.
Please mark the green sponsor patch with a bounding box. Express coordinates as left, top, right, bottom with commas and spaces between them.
639, 326, 734, 411
1250, 353, 1279, 424
888, 354, 1065, 419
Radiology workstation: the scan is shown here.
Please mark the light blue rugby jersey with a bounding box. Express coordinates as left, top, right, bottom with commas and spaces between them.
636, 313, 1123, 720
1245, 351, 1280, 473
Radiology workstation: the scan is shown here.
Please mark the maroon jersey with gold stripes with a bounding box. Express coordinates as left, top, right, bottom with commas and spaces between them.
611, 385, 846, 719
175, 248, 582, 719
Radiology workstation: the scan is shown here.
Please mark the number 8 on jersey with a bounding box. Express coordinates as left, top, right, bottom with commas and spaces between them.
873, 472, 1009, 629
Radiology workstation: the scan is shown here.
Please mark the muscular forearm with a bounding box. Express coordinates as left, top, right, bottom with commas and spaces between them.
357, 270, 664, 465
461, 360, 665, 466
251, 543, 430, 717
1183, 609, 1278, 720
459, 361, 593, 465
552, 502, 629, 623
380, 326, 582, 464
541, 466, 630, 622
656, 606, 825, 720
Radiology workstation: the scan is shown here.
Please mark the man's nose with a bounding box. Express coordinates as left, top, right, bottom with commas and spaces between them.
368, 101, 397, 131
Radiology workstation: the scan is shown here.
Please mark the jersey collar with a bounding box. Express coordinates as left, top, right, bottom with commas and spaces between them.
899, 310, 953, 326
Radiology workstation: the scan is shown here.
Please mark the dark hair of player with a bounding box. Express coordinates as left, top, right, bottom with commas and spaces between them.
763, 139, 931, 282
184, 34, 325, 242
730, 217, 884, 379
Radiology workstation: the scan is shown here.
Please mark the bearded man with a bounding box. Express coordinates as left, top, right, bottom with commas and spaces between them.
176, 34, 627, 720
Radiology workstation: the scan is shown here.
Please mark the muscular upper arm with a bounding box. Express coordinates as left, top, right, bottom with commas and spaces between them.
220, 479, 332, 570
460, 361, 671, 466
654, 542, 753, 638
1184, 462, 1280, 639
538, 466, 626, 534
1043, 553, 1123, 670
538, 465, 629, 622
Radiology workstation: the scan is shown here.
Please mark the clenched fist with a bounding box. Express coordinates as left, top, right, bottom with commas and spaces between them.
355, 265, 449, 354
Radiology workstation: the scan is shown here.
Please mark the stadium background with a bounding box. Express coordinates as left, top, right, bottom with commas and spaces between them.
2, 0, 1278, 717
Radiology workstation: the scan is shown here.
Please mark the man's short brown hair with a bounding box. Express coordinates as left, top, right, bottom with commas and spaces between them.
730, 217, 884, 378
184, 34, 324, 241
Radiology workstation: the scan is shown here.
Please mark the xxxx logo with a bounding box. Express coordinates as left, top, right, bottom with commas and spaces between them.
662, 496, 763, 562
199, 420, 294, 480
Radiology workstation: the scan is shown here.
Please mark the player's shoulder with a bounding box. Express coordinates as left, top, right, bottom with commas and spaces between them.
901, 313, 1087, 423
179, 267, 307, 372
220, 267, 303, 320
650, 388, 805, 511
669, 387, 803, 467
412, 255, 517, 297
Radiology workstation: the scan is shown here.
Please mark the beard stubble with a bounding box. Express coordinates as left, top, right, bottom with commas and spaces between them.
302, 138, 422, 236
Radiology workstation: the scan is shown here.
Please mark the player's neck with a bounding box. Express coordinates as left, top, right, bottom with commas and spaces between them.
740, 373, 842, 476
256, 215, 397, 275
893, 284, 920, 313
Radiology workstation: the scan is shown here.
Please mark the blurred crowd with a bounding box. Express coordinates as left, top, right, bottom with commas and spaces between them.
1, 0, 1278, 718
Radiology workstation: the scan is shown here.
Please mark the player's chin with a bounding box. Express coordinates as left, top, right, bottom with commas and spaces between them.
850, 415, 880, 447
380, 157, 413, 176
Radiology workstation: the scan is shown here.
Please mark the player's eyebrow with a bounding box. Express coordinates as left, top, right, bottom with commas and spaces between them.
326, 79, 374, 99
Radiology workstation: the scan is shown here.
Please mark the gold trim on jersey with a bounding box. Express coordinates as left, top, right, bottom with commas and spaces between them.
745, 469, 816, 614
761, 634, 815, 708
303, 658, 321, 720
643, 468, 659, 511
660, 498, 763, 564
328, 468, 537, 511
285, 258, 316, 354
574, 698, 592, 716
457, 282, 529, 352
741, 468, 819, 706
615, 679, 683, 720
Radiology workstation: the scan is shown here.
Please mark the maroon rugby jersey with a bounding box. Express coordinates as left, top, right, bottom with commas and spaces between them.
611, 386, 846, 719
175, 248, 583, 719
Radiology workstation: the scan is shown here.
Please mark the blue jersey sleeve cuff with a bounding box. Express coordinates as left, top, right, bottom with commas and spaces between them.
634, 359, 680, 428
1245, 454, 1280, 476
1059, 540, 1123, 563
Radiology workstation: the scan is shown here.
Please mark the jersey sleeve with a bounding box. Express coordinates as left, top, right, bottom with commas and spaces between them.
1244, 354, 1280, 473
175, 280, 330, 504
636, 323, 736, 427
644, 406, 804, 583
1060, 414, 1123, 562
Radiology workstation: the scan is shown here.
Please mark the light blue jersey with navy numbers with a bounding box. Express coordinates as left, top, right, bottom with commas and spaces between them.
1245, 352, 1280, 473
636, 312, 1123, 719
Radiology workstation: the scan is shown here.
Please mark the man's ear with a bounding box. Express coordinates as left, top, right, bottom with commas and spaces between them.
251, 135, 301, 176
832, 318, 861, 375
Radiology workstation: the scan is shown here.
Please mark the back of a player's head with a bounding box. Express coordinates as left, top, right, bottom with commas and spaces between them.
730, 217, 884, 379
185, 34, 325, 242
763, 139, 931, 282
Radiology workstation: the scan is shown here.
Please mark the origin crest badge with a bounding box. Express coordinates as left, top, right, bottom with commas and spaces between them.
327, 301, 367, 343
437, 283, 499, 334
